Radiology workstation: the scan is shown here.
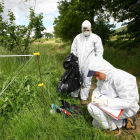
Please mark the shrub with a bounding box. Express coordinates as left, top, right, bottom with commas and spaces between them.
55, 39, 62, 43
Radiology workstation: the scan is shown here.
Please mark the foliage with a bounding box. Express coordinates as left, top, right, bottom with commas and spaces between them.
38, 38, 46, 43
0, 1, 45, 54
54, 0, 140, 50
106, 0, 140, 50
0, 57, 39, 117
44, 32, 54, 39
53, 0, 115, 44
103, 44, 140, 76
53, 1, 82, 43
93, 17, 115, 44
55, 38, 62, 43
29, 9, 46, 40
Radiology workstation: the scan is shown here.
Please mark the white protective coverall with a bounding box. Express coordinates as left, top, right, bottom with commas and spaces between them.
71, 20, 104, 100
87, 57, 139, 130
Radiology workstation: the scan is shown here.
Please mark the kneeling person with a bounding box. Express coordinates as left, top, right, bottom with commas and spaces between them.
87, 57, 139, 137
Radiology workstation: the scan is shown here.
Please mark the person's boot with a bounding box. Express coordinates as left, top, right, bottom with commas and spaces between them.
124, 117, 137, 130
80, 100, 87, 106
74, 97, 79, 100
112, 128, 122, 137
105, 127, 122, 137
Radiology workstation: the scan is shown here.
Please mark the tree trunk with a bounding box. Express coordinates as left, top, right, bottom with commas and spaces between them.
89, 11, 95, 30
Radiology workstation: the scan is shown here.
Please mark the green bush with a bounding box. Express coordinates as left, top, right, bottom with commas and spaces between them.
55, 39, 62, 43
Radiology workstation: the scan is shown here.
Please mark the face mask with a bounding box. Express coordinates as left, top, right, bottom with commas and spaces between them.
83, 31, 90, 37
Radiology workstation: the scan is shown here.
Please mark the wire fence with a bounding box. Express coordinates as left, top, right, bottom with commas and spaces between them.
0, 55, 34, 96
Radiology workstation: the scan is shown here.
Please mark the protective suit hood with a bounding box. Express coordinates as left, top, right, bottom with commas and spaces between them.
82, 20, 91, 30
88, 57, 116, 81
82, 20, 92, 37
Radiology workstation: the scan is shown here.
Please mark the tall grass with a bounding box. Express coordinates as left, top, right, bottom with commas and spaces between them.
1, 100, 113, 140
0, 43, 139, 140
103, 46, 140, 77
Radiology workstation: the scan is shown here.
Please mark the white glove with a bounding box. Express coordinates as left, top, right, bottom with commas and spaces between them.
93, 98, 108, 106
91, 91, 99, 102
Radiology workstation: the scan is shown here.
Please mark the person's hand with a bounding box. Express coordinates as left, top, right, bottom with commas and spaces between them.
93, 98, 107, 106
91, 91, 99, 102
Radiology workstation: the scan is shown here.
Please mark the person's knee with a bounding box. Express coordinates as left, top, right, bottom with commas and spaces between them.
82, 81, 91, 88
87, 103, 97, 116
87, 103, 106, 118
87, 103, 92, 112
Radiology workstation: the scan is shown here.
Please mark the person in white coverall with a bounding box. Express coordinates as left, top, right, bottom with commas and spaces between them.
87, 57, 139, 136
71, 20, 104, 106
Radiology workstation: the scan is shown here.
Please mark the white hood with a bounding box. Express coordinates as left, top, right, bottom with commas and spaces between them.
88, 57, 115, 80
82, 20, 91, 30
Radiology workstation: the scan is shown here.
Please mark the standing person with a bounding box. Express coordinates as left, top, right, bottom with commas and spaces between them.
71, 20, 104, 106
87, 57, 139, 137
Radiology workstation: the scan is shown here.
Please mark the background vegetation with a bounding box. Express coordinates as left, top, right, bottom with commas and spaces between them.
54, 0, 140, 50
0, 40, 139, 139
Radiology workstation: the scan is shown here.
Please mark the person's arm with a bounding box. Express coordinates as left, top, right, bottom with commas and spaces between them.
71, 37, 77, 56
107, 76, 137, 109
92, 80, 102, 95
95, 37, 104, 58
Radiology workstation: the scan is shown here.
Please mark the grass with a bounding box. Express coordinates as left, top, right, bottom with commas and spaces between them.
0, 40, 139, 140
103, 46, 140, 77
115, 26, 127, 33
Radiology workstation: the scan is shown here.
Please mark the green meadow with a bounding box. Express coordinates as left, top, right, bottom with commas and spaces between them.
0, 41, 140, 140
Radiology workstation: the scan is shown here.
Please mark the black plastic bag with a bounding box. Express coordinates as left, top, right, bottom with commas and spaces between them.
63, 53, 78, 70
57, 53, 82, 93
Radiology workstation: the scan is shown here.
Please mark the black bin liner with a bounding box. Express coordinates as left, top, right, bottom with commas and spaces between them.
57, 53, 82, 93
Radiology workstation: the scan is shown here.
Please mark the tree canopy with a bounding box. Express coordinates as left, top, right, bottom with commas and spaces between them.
53, 0, 115, 44
44, 33, 54, 39
0, 1, 45, 54
108, 0, 140, 50
54, 0, 140, 50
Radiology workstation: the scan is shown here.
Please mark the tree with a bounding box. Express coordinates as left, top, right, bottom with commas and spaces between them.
44, 33, 54, 39
106, 0, 140, 50
94, 17, 115, 44
0, 1, 45, 54
29, 8, 46, 40
53, 0, 115, 44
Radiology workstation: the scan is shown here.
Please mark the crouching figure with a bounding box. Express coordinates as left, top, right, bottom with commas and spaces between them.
87, 57, 139, 137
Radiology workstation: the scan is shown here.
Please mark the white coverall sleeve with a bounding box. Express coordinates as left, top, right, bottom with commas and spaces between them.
93, 80, 102, 93
71, 37, 77, 56
92, 80, 101, 97
95, 37, 104, 58
93, 87, 100, 93
107, 76, 137, 109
